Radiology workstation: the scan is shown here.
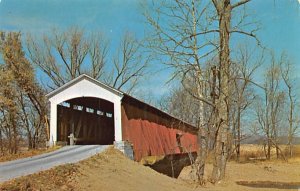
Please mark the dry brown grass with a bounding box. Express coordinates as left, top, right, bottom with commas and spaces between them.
1, 145, 300, 191
0, 146, 61, 162
0, 163, 77, 191
0, 147, 198, 191
237, 144, 268, 162
179, 144, 300, 191
228, 144, 300, 163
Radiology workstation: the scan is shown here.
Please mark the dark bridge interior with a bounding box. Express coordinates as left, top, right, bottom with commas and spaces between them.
57, 97, 114, 145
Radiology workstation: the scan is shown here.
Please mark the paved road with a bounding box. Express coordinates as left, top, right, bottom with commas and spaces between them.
0, 145, 109, 182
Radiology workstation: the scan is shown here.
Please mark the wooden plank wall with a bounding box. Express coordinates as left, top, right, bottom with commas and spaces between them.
121, 102, 198, 161
57, 103, 114, 145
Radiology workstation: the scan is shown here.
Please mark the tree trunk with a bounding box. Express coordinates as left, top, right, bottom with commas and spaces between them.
236, 107, 241, 162
194, 76, 207, 184
276, 144, 279, 159
288, 88, 294, 158
8, 126, 12, 154
211, 1, 231, 183
12, 116, 18, 154
267, 138, 271, 160
28, 133, 33, 149
0, 129, 3, 155
196, 126, 207, 185
288, 140, 293, 158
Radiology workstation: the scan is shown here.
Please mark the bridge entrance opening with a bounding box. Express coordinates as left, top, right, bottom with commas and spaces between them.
56, 97, 114, 145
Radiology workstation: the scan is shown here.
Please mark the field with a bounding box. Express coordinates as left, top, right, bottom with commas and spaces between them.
0, 145, 300, 191
235, 144, 300, 162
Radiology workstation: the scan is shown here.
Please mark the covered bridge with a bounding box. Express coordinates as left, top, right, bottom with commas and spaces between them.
47, 74, 198, 161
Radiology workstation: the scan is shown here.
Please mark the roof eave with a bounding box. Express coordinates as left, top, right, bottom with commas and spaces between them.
46, 74, 124, 99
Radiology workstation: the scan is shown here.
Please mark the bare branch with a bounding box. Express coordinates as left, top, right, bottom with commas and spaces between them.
189, 29, 220, 39
230, 30, 261, 46
232, 0, 251, 9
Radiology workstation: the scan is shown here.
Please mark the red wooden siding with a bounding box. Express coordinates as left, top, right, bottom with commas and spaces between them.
121, 98, 198, 161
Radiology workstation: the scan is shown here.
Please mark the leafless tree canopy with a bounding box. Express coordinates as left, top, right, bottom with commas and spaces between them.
144, 0, 267, 184
27, 28, 150, 94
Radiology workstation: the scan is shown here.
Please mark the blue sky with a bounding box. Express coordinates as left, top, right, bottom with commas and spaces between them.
0, 0, 299, 99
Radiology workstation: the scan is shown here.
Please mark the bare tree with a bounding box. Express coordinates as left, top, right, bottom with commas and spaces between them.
209, 0, 262, 182
144, 0, 259, 183
158, 68, 212, 184
159, 86, 201, 126
144, 0, 217, 184
230, 45, 262, 161
280, 55, 299, 158
27, 27, 108, 89
254, 53, 287, 160
104, 32, 150, 94
27, 28, 149, 93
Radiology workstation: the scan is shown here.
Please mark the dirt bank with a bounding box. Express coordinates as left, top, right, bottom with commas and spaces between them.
1, 146, 299, 191
75, 147, 197, 191
179, 160, 300, 191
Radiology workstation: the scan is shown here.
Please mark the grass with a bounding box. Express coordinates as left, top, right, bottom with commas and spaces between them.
1, 145, 300, 191
230, 144, 300, 163
0, 163, 77, 191
0, 146, 61, 162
